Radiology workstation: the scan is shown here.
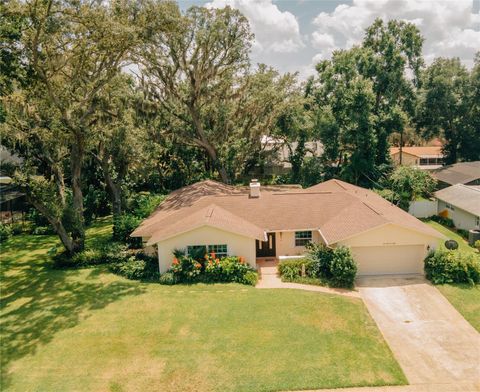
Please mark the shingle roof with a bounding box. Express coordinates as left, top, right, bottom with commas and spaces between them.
431, 161, 480, 185
133, 179, 444, 244
390, 146, 443, 157
435, 184, 480, 216
146, 204, 266, 245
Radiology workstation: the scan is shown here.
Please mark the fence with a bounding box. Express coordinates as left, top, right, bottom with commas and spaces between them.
408, 199, 438, 218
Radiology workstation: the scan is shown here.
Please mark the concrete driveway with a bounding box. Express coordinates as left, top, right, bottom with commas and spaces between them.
357, 275, 480, 386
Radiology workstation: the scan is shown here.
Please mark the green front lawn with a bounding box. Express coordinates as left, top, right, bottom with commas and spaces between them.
424, 220, 480, 332
436, 284, 480, 332
425, 220, 477, 254
1, 221, 406, 391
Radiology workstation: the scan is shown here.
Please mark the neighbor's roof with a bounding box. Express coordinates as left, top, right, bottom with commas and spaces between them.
431, 161, 480, 185
435, 184, 480, 216
390, 146, 443, 157
133, 179, 443, 245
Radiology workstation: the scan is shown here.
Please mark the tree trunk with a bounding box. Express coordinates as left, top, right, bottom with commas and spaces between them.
202, 141, 229, 183
28, 197, 75, 254
93, 146, 124, 221
70, 139, 85, 252
189, 104, 230, 183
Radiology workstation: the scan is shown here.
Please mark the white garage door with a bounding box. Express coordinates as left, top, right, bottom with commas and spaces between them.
350, 245, 425, 275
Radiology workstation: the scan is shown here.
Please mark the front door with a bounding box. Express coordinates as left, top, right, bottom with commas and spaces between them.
256, 232, 276, 257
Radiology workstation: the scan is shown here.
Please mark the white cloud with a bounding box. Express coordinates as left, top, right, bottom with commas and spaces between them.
206, 0, 304, 54
310, 0, 480, 68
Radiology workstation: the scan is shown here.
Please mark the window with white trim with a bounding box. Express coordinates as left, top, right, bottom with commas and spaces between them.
186, 244, 228, 258
476, 216, 479, 227
446, 203, 455, 211
208, 244, 228, 257
295, 231, 312, 247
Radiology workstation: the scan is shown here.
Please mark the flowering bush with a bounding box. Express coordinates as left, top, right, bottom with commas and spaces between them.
165, 253, 257, 285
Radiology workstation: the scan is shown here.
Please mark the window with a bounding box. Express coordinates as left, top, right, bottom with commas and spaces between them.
186, 245, 207, 258
446, 203, 455, 211
476, 216, 479, 227
295, 231, 312, 247
186, 244, 228, 258
419, 158, 428, 165
208, 244, 228, 258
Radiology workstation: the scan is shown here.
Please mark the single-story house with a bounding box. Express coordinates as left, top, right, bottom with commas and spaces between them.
132, 179, 444, 276
431, 161, 480, 189
261, 135, 323, 174
390, 146, 444, 170
435, 184, 480, 230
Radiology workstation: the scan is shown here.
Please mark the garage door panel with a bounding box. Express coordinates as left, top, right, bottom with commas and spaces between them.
351, 245, 425, 276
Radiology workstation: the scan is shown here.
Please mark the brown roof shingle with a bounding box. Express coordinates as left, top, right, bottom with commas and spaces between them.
133, 179, 444, 244
390, 146, 443, 157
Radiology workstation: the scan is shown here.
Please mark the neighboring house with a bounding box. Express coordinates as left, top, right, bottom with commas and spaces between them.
431, 161, 480, 189
261, 135, 323, 174
435, 184, 480, 230
132, 179, 444, 276
390, 146, 444, 170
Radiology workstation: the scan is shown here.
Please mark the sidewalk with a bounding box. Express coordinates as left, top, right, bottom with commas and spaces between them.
255, 264, 360, 298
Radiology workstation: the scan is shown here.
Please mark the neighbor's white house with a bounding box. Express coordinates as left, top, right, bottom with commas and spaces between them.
435, 184, 480, 231
261, 135, 323, 174
132, 179, 444, 276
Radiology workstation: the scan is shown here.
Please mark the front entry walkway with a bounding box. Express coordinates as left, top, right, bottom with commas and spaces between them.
358, 275, 480, 386
255, 259, 360, 298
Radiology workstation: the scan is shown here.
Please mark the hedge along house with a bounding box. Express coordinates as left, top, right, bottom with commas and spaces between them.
131, 179, 445, 275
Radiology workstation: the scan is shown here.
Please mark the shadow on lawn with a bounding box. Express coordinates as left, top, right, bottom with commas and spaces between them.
0, 234, 145, 388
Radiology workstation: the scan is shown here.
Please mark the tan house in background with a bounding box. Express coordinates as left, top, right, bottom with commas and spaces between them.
132, 179, 444, 276
390, 146, 444, 170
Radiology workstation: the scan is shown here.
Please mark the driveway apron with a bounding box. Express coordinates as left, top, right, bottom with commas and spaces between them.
357, 275, 480, 385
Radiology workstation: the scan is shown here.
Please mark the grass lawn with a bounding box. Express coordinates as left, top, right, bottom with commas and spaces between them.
1, 219, 406, 392
436, 284, 480, 332
424, 220, 480, 332
425, 220, 477, 254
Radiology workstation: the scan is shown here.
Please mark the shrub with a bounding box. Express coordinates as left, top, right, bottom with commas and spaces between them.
475, 240, 480, 252
109, 255, 159, 281
32, 226, 55, 235
424, 249, 480, 285
168, 254, 257, 285
0, 223, 12, 242
328, 246, 357, 288
306, 243, 333, 278
53, 249, 103, 268
242, 270, 258, 286
456, 229, 469, 240
128, 193, 165, 219
112, 214, 142, 247
278, 258, 315, 280
159, 272, 177, 285
305, 243, 357, 288
428, 215, 455, 228
99, 242, 129, 264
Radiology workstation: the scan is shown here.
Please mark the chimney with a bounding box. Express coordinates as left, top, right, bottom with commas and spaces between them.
249, 179, 260, 198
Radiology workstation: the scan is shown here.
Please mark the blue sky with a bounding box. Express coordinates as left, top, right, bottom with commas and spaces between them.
178, 0, 480, 79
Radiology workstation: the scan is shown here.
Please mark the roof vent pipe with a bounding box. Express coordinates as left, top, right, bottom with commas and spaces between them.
249, 179, 260, 198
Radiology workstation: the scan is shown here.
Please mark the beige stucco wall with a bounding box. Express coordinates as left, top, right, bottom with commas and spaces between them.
274, 230, 323, 256
336, 223, 441, 275
391, 152, 418, 166
337, 223, 440, 249
437, 200, 479, 230
155, 226, 256, 273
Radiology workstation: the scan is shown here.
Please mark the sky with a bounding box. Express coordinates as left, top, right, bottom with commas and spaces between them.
178, 0, 480, 79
